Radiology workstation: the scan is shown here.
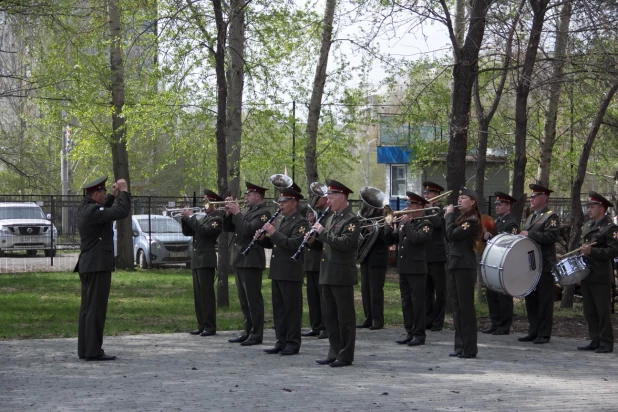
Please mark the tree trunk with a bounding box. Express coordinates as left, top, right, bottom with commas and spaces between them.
510, 0, 550, 223
304, 0, 336, 189
561, 80, 618, 308
536, 2, 572, 187
108, 0, 133, 270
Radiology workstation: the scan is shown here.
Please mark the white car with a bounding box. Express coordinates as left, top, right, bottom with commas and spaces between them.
0, 202, 57, 257
113, 215, 192, 269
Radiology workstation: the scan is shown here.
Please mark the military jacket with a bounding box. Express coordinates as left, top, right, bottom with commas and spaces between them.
223, 203, 272, 269
523, 206, 560, 272
318, 204, 360, 286
181, 211, 222, 269
258, 211, 308, 282
426, 208, 447, 263
445, 212, 481, 270
384, 218, 433, 274
75, 192, 131, 274
495, 213, 520, 235
577, 215, 618, 283
304, 208, 330, 273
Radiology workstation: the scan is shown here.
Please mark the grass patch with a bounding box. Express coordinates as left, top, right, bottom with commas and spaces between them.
0, 269, 583, 340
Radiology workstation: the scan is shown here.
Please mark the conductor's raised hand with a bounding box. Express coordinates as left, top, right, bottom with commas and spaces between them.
116, 179, 128, 192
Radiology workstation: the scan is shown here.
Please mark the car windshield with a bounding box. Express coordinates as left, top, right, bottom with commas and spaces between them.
0, 206, 46, 220
136, 218, 182, 233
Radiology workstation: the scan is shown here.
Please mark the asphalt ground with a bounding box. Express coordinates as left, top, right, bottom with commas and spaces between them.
1, 327, 617, 411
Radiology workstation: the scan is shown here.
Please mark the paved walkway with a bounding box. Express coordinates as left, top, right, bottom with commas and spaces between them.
1, 328, 616, 411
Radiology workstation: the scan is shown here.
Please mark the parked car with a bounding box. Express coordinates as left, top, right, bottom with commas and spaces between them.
0, 202, 57, 257
113, 215, 192, 269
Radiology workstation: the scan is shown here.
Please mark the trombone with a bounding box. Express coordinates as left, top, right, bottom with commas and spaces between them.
426, 190, 452, 204
359, 206, 441, 229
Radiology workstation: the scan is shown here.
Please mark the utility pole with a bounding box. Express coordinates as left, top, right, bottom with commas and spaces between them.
365, 138, 377, 186
61, 126, 71, 235
292, 100, 296, 183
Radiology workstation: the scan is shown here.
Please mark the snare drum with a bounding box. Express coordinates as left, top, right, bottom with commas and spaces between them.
480, 233, 542, 297
552, 256, 590, 286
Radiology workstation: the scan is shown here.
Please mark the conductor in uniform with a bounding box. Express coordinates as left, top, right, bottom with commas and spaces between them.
258, 188, 308, 355
518, 184, 560, 345
384, 192, 433, 346
312, 179, 360, 367
75, 175, 131, 361
223, 182, 272, 346
480, 192, 519, 336
181, 189, 223, 337
576, 192, 618, 353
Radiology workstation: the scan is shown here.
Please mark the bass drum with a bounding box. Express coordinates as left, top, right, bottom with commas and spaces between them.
480, 233, 542, 298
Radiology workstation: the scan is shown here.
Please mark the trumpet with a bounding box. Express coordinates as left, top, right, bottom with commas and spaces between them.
360, 206, 441, 228
204, 199, 246, 210
163, 206, 202, 218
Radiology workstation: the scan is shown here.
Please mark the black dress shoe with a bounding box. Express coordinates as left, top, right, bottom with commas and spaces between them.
302, 330, 320, 337
189, 329, 204, 335
228, 335, 249, 343
329, 360, 351, 368
200, 330, 216, 336
577, 342, 600, 351
481, 326, 497, 334
425, 324, 433, 330
315, 358, 336, 365
492, 330, 509, 336
407, 338, 425, 347
356, 323, 370, 329
430, 326, 443, 332
396, 337, 412, 345
458, 353, 477, 359
449, 352, 462, 357
369, 325, 383, 330
280, 348, 299, 356
85, 353, 116, 361
595, 347, 612, 353
263, 347, 282, 354
240, 338, 262, 346
318, 331, 328, 339
518, 335, 537, 342
533, 337, 550, 344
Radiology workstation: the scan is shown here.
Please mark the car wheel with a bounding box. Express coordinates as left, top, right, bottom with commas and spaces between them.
137, 249, 148, 269
44, 249, 56, 257
27, 250, 37, 257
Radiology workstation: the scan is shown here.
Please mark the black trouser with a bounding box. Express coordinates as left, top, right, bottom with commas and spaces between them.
425, 262, 447, 328
272, 279, 303, 352
305, 271, 324, 332
486, 288, 513, 333
321, 284, 356, 363
524, 271, 554, 338
235, 268, 264, 341
581, 280, 614, 350
78, 271, 111, 359
192, 267, 216, 333
399, 273, 427, 341
360, 263, 387, 328
450, 269, 478, 356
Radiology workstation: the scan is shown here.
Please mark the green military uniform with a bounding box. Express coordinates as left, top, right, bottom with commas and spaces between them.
223, 186, 272, 344
304, 207, 330, 336
258, 205, 308, 353
485, 209, 519, 334
522, 205, 560, 342
319, 203, 360, 365
75, 175, 131, 360
445, 187, 481, 358
181, 207, 222, 335
384, 210, 433, 345
577, 195, 618, 352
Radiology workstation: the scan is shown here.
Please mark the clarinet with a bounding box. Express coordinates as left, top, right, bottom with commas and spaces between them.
241, 209, 282, 256
291, 206, 331, 261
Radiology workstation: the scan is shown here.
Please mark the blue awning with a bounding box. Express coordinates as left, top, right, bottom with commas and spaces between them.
377, 146, 411, 164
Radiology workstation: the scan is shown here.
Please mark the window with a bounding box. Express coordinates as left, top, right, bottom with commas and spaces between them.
391, 165, 407, 197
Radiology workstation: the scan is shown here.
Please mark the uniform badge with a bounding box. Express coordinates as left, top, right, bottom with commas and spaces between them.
299, 226, 306, 234
422, 225, 430, 233
511, 227, 518, 234
549, 219, 557, 227
347, 223, 356, 232
211, 221, 219, 228
461, 222, 470, 230
260, 215, 268, 222
613, 231, 618, 240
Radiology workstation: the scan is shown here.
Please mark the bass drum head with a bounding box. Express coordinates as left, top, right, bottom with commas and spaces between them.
499, 235, 542, 297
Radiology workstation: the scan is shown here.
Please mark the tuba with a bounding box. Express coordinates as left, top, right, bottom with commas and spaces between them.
269, 173, 294, 201
356, 186, 388, 263
307, 181, 327, 223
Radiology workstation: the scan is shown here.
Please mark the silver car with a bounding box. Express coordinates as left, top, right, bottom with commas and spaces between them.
0, 202, 57, 257
113, 215, 192, 268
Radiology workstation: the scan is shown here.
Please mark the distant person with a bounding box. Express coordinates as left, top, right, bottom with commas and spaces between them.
75, 175, 131, 361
